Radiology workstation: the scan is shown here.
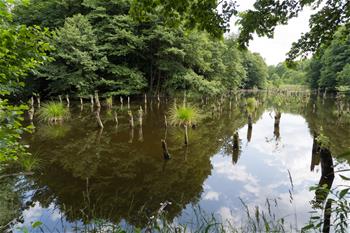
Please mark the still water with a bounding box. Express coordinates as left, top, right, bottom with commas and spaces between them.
1, 92, 350, 232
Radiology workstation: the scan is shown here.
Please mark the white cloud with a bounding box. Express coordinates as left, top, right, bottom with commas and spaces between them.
204, 191, 220, 201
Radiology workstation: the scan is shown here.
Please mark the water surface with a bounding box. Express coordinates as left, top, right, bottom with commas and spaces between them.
1, 92, 350, 232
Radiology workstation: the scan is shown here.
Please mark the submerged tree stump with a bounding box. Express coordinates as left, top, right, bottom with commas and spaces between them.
161, 139, 171, 160
59, 95, 62, 103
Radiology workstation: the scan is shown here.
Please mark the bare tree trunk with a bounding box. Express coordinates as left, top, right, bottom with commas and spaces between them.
161, 139, 171, 159
30, 96, 34, 107
138, 106, 143, 127
247, 115, 253, 142
90, 95, 94, 105
184, 124, 189, 145
114, 111, 118, 125
128, 110, 134, 128
128, 127, 134, 143
95, 108, 104, 128
95, 91, 101, 108
164, 115, 168, 128
144, 93, 147, 104
127, 96, 130, 109
80, 97, 83, 106
59, 95, 62, 103
233, 131, 239, 149
36, 95, 40, 108
66, 94, 70, 107
274, 112, 281, 139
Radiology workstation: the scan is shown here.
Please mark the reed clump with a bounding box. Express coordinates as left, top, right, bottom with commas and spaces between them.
38, 102, 70, 123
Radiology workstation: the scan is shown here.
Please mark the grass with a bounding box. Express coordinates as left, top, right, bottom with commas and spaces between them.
168, 104, 201, 127
38, 102, 70, 123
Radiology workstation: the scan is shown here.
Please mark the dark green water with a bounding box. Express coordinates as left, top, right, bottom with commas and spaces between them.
1, 92, 350, 232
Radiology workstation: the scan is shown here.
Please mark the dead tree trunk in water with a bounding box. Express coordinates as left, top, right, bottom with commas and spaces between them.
184, 124, 189, 145
161, 139, 171, 159
274, 112, 281, 139
95, 108, 104, 128
114, 111, 118, 125
233, 131, 239, 149
127, 96, 130, 109
94, 91, 101, 108
247, 115, 253, 142
59, 95, 62, 103
36, 95, 40, 108
90, 95, 94, 106
128, 110, 134, 128
65, 94, 70, 107
138, 107, 143, 127
164, 115, 168, 128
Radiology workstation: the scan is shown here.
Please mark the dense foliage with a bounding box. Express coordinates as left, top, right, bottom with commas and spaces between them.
0, 1, 51, 161
13, 0, 268, 98
268, 61, 308, 87
306, 27, 350, 91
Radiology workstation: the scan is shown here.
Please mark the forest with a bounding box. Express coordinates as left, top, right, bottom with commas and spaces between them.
1, 0, 350, 232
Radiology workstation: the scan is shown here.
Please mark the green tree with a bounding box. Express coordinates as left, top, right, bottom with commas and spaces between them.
0, 1, 51, 161
242, 52, 268, 89
41, 14, 103, 95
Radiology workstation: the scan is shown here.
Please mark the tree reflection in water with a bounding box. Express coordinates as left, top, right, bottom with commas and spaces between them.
2, 92, 349, 231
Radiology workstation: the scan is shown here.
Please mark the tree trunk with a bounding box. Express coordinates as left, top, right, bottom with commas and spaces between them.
66, 94, 70, 107
95, 91, 101, 108
59, 95, 62, 103
274, 112, 281, 139
114, 111, 118, 125
138, 107, 143, 127
161, 139, 171, 159
95, 108, 104, 128
233, 131, 239, 149
90, 95, 94, 105
184, 124, 189, 145
128, 111, 134, 128
36, 95, 40, 108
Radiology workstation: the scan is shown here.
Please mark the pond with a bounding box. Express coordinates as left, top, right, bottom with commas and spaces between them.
1, 92, 350, 232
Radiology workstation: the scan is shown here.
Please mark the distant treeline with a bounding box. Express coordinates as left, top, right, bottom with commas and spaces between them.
13, 0, 268, 99
268, 26, 350, 92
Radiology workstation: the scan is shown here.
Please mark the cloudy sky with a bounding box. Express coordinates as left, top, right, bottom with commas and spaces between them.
230, 0, 313, 65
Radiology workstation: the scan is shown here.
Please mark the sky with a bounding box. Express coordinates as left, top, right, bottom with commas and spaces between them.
230, 0, 313, 65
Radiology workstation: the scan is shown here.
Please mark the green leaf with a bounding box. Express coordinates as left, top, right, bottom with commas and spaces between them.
32, 221, 43, 228
339, 188, 349, 199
